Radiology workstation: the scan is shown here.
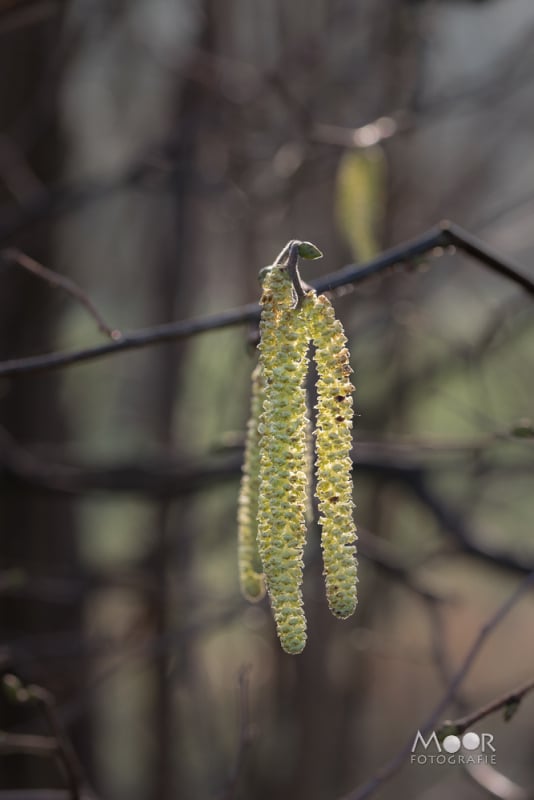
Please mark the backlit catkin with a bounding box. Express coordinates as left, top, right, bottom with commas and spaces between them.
237, 362, 266, 602
238, 243, 357, 653
256, 265, 310, 654
306, 294, 358, 619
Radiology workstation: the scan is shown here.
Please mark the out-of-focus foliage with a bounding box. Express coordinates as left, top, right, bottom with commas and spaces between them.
335, 147, 387, 261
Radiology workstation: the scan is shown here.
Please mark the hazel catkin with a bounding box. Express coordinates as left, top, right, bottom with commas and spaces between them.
256, 266, 311, 654
238, 243, 358, 653
237, 362, 266, 602
305, 293, 358, 619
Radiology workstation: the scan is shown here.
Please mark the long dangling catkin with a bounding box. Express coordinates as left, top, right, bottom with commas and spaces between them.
237, 362, 266, 602
304, 408, 314, 525
257, 266, 311, 654
305, 292, 358, 619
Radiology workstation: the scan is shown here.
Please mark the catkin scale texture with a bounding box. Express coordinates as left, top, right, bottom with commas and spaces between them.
238, 247, 358, 654
237, 363, 266, 602
305, 294, 358, 619
257, 267, 310, 654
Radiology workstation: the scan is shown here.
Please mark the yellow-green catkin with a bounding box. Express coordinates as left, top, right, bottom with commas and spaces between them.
305, 292, 358, 619
257, 266, 311, 654
304, 409, 314, 524
237, 362, 266, 602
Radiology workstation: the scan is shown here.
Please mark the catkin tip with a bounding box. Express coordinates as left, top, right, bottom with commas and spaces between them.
241, 573, 267, 603
280, 638, 307, 655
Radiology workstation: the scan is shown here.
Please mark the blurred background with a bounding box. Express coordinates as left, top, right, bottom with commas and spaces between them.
1, 1, 534, 798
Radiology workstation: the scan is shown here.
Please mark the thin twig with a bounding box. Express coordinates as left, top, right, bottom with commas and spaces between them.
285, 241, 307, 308
438, 677, 534, 737
339, 570, 534, 800
2, 248, 120, 340
440, 672, 534, 799
2, 675, 85, 800
27, 684, 85, 800
0, 221, 532, 378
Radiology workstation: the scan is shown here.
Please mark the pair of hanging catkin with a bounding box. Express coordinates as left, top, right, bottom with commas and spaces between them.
237, 242, 357, 654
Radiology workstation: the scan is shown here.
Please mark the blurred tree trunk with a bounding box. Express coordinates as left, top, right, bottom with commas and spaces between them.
0, 7, 89, 791
146, 73, 203, 800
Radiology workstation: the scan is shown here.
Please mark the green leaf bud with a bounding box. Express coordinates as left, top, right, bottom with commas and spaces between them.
297, 241, 323, 260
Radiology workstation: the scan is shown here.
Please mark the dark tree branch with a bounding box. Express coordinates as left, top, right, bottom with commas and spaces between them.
0, 299, 260, 377
0, 221, 532, 378
1, 431, 533, 581
1, 423, 533, 590
0, 430, 526, 501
